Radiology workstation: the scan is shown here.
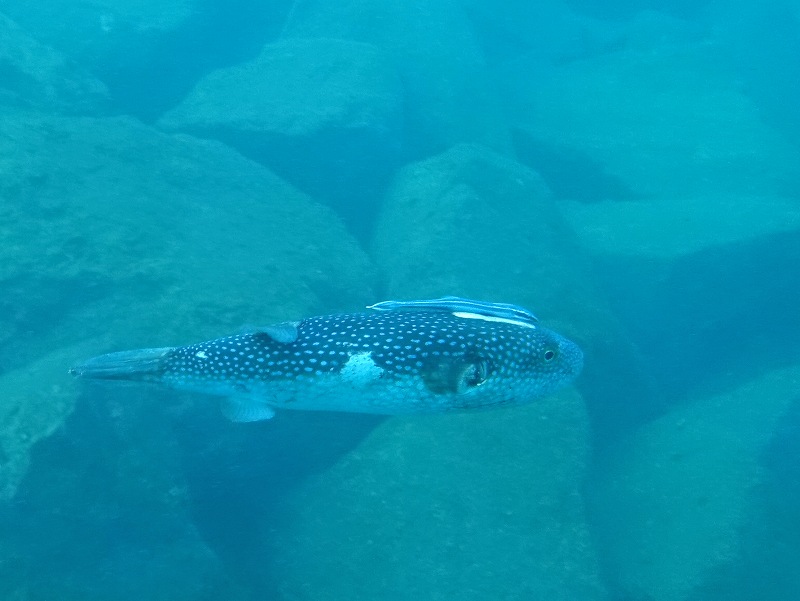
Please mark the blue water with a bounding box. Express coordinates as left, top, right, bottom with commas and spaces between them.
1, 0, 799, 599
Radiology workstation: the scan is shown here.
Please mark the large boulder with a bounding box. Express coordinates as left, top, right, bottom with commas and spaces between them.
712, 399, 800, 601
1, 0, 193, 58
372, 144, 585, 316
160, 37, 404, 224
461, 0, 617, 67
0, 344, 88, 502
0, 13, 109, 114
269, 391, 605, 601
510, 40, 800, 201
1, 384, 233, 601
283, 0, 511, 158
0, 111, 374, 597
589, 364, 800, 601
560, 195, 800, 397
0, 111, 373, 498
562, 196, 800, 260
0, 112, 373, 354
1, 0, 194, 88
508, 19, 800, 399
1, 1, 293, 118
713, 4, 800, 150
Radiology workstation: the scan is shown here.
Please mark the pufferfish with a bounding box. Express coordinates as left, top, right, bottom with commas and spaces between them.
70, 297, 583, 422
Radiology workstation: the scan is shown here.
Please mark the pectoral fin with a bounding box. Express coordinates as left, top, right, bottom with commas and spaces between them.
220, 395, 276, 422
421, 353, 489, 395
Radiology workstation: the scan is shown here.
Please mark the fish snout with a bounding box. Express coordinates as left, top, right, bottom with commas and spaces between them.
559, 336, 584, 379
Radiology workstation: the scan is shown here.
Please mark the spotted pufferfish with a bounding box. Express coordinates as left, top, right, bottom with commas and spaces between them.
70, 297, 583, 422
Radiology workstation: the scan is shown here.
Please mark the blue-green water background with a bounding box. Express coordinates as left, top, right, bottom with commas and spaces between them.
1, 0, 799, 599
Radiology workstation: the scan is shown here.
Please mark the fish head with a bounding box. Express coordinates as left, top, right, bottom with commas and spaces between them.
509, 325, 584, 394
433, 319, 584, 410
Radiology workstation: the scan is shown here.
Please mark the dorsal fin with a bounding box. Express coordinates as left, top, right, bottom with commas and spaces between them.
367, 296, 538, 324
251, 321, 299, 344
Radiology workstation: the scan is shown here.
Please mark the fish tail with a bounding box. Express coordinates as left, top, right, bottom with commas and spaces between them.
70, 347, 174, 381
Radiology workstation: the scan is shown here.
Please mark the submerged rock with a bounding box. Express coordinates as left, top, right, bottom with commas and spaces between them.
562, 196, 800, 259
0, 13, 109, 114
1, 0, 194, 84
0, 112, 374, 598
283, 0, 511, 158
1, 1, 292, 119
372, 144, 579, 313
589, 364, 800, 601
511, 41, 800, 201
2, 0, 193, 47
561, 195, 800, 397
0, 112, 373, 360
0, 109, 373, 479
516, 22, 800, 399
1, 385, 233, 601
0, 345, 83, 501
270, 391, 606, 601
160, 37, 403, 220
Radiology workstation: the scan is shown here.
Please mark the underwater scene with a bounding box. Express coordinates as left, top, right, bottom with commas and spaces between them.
1, 0, 799, 599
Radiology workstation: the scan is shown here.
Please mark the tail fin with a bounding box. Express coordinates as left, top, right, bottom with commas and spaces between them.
70, 347, 174, 381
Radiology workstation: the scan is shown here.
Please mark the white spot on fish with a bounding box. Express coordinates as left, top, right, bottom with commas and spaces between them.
339, 351, 384, 386
195, 351, 208, 359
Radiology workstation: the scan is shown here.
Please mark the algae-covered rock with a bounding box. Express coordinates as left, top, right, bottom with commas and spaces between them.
514, 29, 800, 395
1, 0, 194, 74
512, 42, 800, 200
372, 144, 581, 317
0, 13, 109, 114
271, 389, 606, 601
560, 194, 800, 397
1, 1, 295, 119
561, 196, 800, 260
0, 112, 372, 340
708, 399, 800, 601
283, 0, 511, 157
0, 111, 374, 599
0, 344, 85, 501
160, 37, 403, 209
0, 384, 234, 601
0, 111, 373, 500
589, 364, 800, 601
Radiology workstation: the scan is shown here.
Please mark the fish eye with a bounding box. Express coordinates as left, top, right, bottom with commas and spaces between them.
543, 349, 556, 362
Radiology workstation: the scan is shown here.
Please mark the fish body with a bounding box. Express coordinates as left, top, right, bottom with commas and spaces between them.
71, 299, 583, 422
